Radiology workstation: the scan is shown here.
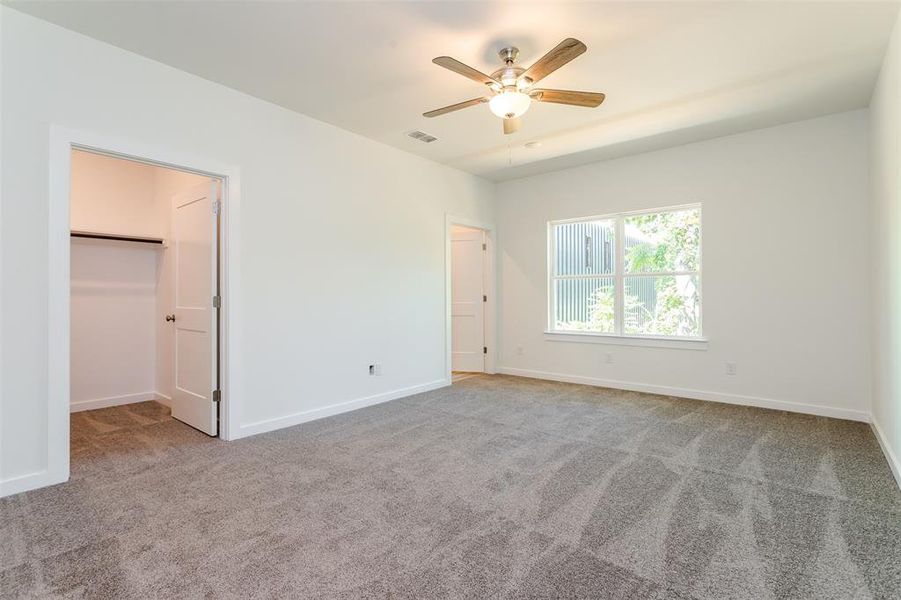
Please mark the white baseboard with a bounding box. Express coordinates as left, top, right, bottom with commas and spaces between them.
238, 379, 449, 438
154, 392, 172, 407
70, 391, 165, 412
871, 417, 901, 490
498, 367, 870, 423
0, 468, 67, 498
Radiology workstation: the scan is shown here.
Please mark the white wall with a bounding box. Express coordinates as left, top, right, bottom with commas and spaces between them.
70, 150, 164, 238
70, 240, 159, 410
870, 12, 901, 485
496, 111, 871, 420
0, 8, 494, 495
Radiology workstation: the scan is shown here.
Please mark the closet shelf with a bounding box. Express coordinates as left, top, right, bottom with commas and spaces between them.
71, 230, 165, 245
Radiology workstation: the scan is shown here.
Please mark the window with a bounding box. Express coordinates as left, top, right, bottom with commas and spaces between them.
549, 205, 701, 339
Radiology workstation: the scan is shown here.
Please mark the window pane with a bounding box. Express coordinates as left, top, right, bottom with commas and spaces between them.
624, 275, 700, 336
555, 277, 615, 333
624, 208, 700, 273
554, 220, 614, 276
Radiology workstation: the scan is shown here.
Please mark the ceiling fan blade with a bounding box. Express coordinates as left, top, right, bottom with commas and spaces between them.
531, 89, 605, 107
432, 56, 498, 86
423, 97, 489, 118
503, 117, 521, 135
521, 38, 587, 84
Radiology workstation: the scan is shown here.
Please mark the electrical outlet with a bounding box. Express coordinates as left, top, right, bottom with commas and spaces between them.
516, 345, 524, 356
369, 363, 382, 376
605, 352, 614, 364
725, 362, 737, 376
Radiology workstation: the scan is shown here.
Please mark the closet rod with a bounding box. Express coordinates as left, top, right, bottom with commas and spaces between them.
71, 231, 164, 245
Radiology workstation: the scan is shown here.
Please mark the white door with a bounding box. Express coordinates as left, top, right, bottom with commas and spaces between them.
451, 227, 485, 372
171, 180, 219, 436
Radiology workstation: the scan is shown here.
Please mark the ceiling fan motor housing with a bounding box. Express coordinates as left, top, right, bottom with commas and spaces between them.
490, 66, 528, 90
493, 47, 532, 91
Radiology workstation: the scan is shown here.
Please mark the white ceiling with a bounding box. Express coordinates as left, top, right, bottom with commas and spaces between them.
9, 1, 899, 181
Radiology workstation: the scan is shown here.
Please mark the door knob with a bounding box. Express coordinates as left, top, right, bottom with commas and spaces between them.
166, 314, 176, 322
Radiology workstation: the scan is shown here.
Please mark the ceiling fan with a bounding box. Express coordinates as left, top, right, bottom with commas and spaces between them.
424, 38, 605, 135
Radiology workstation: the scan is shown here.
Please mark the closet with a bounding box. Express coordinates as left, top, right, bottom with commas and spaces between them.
69, 149, 219, 435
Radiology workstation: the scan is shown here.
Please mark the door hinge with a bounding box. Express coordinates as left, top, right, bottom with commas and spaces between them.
482, 243, 487, 251
212, 389, 221, 403
213, 200, 222, 216
483, 346, 488, 354
483, 295, 487, 302
212, 295, 221, 308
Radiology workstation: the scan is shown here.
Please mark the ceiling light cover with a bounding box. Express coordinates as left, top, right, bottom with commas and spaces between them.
489, 91, 531, 119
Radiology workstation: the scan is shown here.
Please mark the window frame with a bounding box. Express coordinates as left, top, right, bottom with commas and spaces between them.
547, 203, 704, 342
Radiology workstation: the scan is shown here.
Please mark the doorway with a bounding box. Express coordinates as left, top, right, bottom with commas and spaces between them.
447, 216, 495, 383
69, 148, 224, 445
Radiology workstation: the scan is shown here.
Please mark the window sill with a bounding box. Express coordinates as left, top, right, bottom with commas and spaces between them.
544, 331, 709, 350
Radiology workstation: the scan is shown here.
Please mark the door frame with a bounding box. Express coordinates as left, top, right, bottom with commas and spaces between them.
445, 214, 496, 384
47, 125, 241, 488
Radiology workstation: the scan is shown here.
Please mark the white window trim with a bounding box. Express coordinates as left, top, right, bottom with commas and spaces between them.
547, 203, 703, 342
543, 331, 708, 350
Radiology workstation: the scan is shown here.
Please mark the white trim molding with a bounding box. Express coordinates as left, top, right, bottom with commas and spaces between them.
544, 331, 708, 350
871, 418, 901, 490
237, 379, 449, 438
0, 471, 55, 498
46, 124, 243, 500
498, 367, 870, 422
70, 391, 163, 413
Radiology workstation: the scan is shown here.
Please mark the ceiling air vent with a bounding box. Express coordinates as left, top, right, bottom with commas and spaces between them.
407, 130, 438, 143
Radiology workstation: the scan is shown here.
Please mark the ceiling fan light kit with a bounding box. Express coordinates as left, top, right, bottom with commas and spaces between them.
489, 90, 531, 119
424, 38, 605, 135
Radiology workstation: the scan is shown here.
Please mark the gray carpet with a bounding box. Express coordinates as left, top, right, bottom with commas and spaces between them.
1, 375, 899, 599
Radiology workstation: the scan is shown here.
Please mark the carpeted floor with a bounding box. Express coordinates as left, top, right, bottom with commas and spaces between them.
1, 375, 900, 599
